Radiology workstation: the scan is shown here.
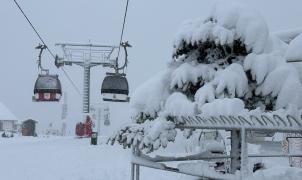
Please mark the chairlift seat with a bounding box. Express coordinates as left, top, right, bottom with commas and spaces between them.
101, 74, 129, 102
33, 74, 62, 102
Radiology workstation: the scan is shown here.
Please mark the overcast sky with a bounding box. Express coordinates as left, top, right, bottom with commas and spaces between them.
0, 0, 301, 132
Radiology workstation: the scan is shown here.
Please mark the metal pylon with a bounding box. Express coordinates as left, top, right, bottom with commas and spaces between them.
83, 65, 90, 113
55, 42, 118, 113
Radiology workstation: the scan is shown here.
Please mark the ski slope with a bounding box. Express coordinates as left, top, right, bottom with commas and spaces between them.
0, 136, 189, 180
1, 135, 302, 179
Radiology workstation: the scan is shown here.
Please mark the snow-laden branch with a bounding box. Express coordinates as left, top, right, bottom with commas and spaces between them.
108, 118, 177, 153
273, 27, 302, 44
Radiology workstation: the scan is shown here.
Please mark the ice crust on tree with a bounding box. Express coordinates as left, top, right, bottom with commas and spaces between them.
110, 2, 302, 155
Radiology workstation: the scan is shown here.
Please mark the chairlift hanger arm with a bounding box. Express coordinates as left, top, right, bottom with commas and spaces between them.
36, 44, 49, 74
115, 41, 131, 71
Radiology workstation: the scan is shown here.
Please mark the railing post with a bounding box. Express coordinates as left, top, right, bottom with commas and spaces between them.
131, 162, 135, 180
131, 147, 140, 180
135, 148, 140, 180
230, 130, 241, 174
135, 162, 140, 180
240, 128, 249, 178
131, 147, 135, 180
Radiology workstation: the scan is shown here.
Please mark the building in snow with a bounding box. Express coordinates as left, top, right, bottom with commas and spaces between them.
21, 119, 38, 136
0, 102, 18, 132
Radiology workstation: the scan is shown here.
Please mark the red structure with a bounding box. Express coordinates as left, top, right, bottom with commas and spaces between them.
84, 116, 93, 137
75, 122, 85, 137
75, 115, 93, 137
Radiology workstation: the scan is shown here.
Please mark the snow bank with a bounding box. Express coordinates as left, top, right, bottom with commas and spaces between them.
247, 166, 302, 180
178, 162, 236, 180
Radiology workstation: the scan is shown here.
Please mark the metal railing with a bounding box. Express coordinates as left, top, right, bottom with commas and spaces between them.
130, 113, 302, 180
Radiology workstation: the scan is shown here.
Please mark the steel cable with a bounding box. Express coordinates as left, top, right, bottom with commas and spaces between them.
13, 0, 81, 95
116, 0, 130, 70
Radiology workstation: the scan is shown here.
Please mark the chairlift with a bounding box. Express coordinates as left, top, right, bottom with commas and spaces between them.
101, 73, 129, 102
32, 44, 62, 102
33, 74, 62, 102
101, 42, 131, 102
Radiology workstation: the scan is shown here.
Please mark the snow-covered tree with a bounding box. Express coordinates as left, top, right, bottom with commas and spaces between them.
108, 3, 302, 153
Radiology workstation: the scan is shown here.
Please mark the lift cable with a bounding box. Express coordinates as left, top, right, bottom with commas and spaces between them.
13, 0, 81, 95
116, 0, 130, 70
61, 67, 81, 95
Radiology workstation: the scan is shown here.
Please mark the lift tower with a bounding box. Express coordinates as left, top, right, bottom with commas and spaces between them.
55, 43, 118, 113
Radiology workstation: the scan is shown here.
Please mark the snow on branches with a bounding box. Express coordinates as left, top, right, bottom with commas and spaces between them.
109, 2, 302, 153
108, 118, 176, 153
212, 63, 248, 98
173, 2, 269, 56
170, 62, 215, 90
130, 70, 172, 122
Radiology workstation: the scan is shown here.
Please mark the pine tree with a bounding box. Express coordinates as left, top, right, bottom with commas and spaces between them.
108, 3, 302, 153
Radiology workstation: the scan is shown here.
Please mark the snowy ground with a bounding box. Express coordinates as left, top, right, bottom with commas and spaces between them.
0, 136, 190, 180
1, 135, 302, 180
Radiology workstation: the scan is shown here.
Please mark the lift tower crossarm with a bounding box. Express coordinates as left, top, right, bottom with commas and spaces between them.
55, 42, 119, 113
55, 42, 118, 48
